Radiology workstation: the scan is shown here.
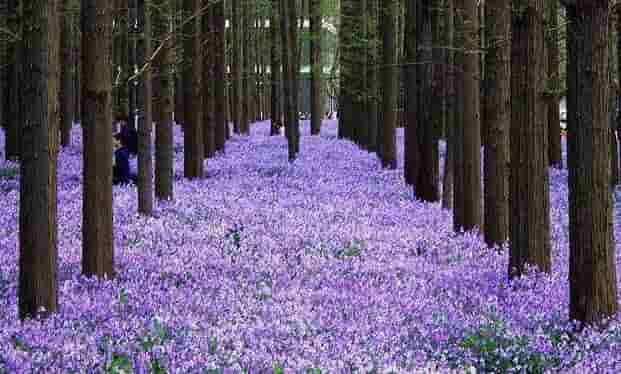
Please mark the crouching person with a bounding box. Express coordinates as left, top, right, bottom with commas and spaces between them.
113, 133, 137, 185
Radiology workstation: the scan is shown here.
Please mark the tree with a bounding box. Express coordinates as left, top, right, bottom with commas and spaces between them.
366, 0, 379, 151
19, 0, 59, 320
351, 0, 368, 147
310, 0, 322, 135
183, 0, 204, 178
60, 0, 75, 147
338, 0, 354, 140
232, 0, 242, 134
566, 0, 618, 325
404, 1, 418, 186
508, 0, 550, 277
546, 0, 561, 168
82, 0, 114, 278
5, 0, 21, 161
442, 0, 455, 210
281, 0, 300, 161
453, 0, 482, 231
137, 0, 153, 215
153, 0, 174, 200
379, 0, 397, 169
410, 0, 439, 201
203, 2, 216, 158
214, 0, 226, 152
483, 0, 510, 246
270, 0, 282, 136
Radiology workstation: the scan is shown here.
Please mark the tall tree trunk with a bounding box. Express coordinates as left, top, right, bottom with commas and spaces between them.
411, 0, 440, 201
214, 0, 226, 153
232, 0, 242, 134
213, 1, 228, 152
270, 0, 282, 136
5, 0, 21, 161
153, 0, 173, 200
367, 0, 379, 151
0, 2, 5, 139
379, 0, 397, 169
129, 0, 137, 125
82, 0, 114, 278
453, 0, 482, 231
567, 0, 618, 326
338, 0, 354, 140
610, 16, 618, 187
442, 0, 455, 210
74, 11, 81, 124
137, 0, 153, 215
404, 1, 418, 185
352, 0, 367, 147
60, 0, 75, 147
509, 0, 550, 277
309, 0, 322, 135
281, 0, 300, 161
546, 0, 561, 167
483, 0, 510, 246
240, 0, 250, 135
19, 0, 59, 320
183, 0, 204, 178
203, 2, 216, 158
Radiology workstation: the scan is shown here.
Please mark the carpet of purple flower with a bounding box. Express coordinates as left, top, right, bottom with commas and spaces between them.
0, 121, 620, 373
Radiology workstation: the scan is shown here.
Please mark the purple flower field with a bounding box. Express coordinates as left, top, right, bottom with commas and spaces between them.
0, 121, 620, 373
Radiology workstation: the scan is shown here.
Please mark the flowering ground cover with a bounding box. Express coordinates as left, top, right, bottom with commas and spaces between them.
0, 121, 620, 373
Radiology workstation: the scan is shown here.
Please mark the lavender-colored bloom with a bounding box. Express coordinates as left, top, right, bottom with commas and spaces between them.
0, 121, 620, 372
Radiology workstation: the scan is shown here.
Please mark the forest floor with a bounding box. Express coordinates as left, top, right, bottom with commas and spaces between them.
0, 121, 620, 373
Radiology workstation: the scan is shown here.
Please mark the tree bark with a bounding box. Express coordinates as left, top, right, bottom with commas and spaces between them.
567, 0, 618, 326
509, 0, 550, 277
183, 0, 204, 178
404, 1, 419, 186
310, 0, 322, 135
366, 0, 379, 152
19, 0, 59, 320
546, 0, 561, 167
153, 0, 173, 200
410, 0, 439, 201
483, 0, 510, 246
281, 0, 300, 161
214, 0, 226, 152
352, 0, 367, 147
5, 0, 21, 161
379, 0, 397, 169
81, 0, 114, 279
270, 0, 282, 136
453, 0, 482, 231
60, 0, 75, 147
203, 2, 216, 158
232, 0, 242, 134
137, 0, 153, 215
338, 0, 354, 140
442, 0, 455, 210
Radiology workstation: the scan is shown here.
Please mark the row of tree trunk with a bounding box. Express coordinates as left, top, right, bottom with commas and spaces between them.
15, 0, 231, 320
338, 0, 618, 326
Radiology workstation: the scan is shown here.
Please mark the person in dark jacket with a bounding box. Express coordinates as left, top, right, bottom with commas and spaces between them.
113, 133, 137, 185
118, 116, 138, 156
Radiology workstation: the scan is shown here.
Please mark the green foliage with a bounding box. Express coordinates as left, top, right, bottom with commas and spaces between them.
105, 353, 133, 374
460, 320, 548, 373
335, 239, 364, 259
0, 166, 18, 179
226, 223, 244, 249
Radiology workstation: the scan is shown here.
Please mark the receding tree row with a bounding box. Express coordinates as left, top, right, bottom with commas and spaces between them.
337, 0, 618, 326
1, 0, 618, 327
